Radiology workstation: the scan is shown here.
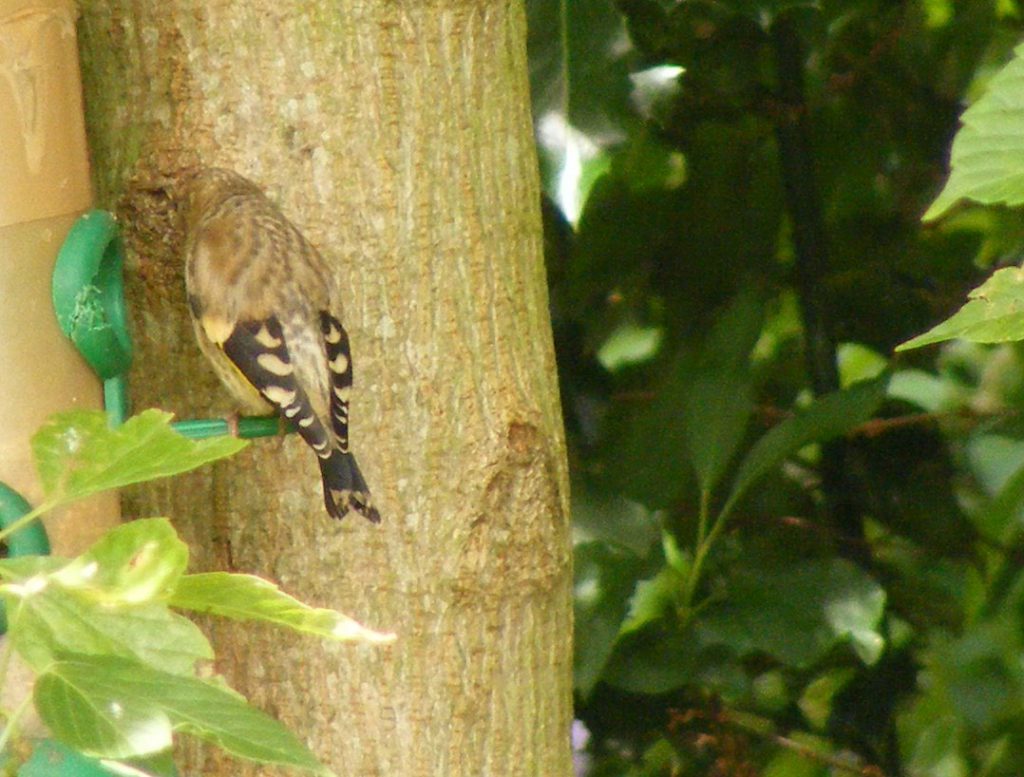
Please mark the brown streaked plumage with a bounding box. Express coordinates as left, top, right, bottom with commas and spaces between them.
182, 167, 379, 523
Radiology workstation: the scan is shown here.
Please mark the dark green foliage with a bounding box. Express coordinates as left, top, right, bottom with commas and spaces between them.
531, 0, 1024, 773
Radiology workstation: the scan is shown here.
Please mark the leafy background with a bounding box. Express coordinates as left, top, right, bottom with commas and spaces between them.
527, 0, 1024, 774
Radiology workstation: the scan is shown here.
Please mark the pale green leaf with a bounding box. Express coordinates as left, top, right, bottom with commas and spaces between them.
53, 519, 188, 605
925, 43, 1024, 221
896, 266, 1024, 350
171, 572, 395, 645
32, 409, 246, 505
36, 655, 328, 773
8, 584, 212, 675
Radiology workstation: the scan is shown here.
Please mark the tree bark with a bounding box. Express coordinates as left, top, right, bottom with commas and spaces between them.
76, 3, 573, 775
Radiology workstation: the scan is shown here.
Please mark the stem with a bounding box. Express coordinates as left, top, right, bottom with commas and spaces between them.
682, 489, 719, 614
0, 502, 55, 547
769, 15, 864, 557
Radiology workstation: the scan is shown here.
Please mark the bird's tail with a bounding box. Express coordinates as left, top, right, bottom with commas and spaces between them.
319, 449, 381, 523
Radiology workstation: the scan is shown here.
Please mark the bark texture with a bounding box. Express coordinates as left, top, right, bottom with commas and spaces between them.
77, 2, 573, 775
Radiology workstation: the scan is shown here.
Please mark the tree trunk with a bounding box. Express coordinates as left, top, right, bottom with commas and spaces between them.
76, 3, 573, 775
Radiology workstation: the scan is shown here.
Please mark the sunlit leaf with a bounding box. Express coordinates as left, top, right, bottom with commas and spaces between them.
7, 584, 211, 675
171, 572, 395, 645
36, 655, 327, 772
896, 266, 1024, 350
32, 410, 246, 506
53, 519, 188, 605
925, 43, 1024, 221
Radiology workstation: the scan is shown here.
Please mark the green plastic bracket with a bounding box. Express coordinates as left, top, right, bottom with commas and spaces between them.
52, 210, 134, 426
52, 211, 134, 381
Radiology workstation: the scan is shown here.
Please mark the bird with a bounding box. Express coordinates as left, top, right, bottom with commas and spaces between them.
181, 167, 380, 523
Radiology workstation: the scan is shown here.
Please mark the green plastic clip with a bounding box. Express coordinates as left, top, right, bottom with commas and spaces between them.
52, 211, 133, 381
52, 211, 134, 426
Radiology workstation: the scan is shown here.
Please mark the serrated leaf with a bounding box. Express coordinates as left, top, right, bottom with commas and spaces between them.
54, 519, 188, 605
926, 43, 1024, 221
896, 266, 1024, 350
700, 558, 886, 667
721, 376, 889, 519
36, 654, 327, 773
170, 572, 395, 645
32, 409, 246, 506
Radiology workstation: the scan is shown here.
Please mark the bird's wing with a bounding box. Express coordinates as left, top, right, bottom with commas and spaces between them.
221, 315, 335, 461
320, 312, 354, 454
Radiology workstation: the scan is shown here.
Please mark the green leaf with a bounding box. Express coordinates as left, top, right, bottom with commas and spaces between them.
799, 668, 855, 730
700, 558, 886, 667
7, 585, 212, 675
1, 518, 207, 674
683, 287, 763, 492
32, 409, 246, 506
721, 376, 889, 519
896, 266, 1024, 350
171, 572, 395, 645
527, 0, 634, 147
600, 623, 702, 695
619, 565, 685, 635
573, 541, 646, 696
36, 662, 173, 759
53, 519, 188, 605
0, 555, 65, 581
571, 479, 660, 557
925, 43, 1024, 221
35, 654, 328, 773
614, 289, 763, 507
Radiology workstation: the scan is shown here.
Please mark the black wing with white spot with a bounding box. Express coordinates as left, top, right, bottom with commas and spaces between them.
221, 315, 379, 522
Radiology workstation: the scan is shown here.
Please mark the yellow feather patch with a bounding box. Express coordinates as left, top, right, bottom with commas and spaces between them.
263, 385, 297, 406
329, 353, 349, 374
257, 353, 294, 376
324, 323, 342, 344
201, 314, 235, 346
254, 324, 283, 348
